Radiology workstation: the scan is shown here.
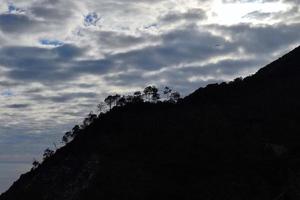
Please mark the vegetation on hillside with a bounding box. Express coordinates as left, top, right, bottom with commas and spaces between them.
32, 86, 182, 169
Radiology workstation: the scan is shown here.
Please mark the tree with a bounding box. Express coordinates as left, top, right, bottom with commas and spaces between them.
43, 148, 54, 161
132, 91, 143, 103
72, 125, 81, 137
62, 131, 72, 144
116, 96, 127, 107
62, 124, 82, 144
152, 92, 160, 102
143, 86, 152, 101
163, 86, 172, 99
104, 95, 115, 110
97, 102, 107, 114
125, 95, 134, 103
105, 94, 121, 110
234, 77, 243, 83
87, 112, 97, 123
163, 86, 181, 103
113, 94, 121, 105
82, 112, 97, 128
90, 113, 97, 125
31, 159, 40, 170
143, 86, 160, 102
169, 91, 181, 103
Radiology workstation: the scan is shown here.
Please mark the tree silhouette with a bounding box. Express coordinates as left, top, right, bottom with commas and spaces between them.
104, 95, 115, 110
43, 148, 54, 161
105, 94, 121, 110
113, 94, 121, 105
169, 91, 181, 103
116, 96, 127, 107
89, 112, 98, 122
97, 102, 107, 114
72, 125, 81, 137
133, 91, 143, 103
82, 112, 98, 128
125, 95, 134, 103
31, 159, 40, 170
62, 131, 72, 144
163, 86, 172, 100
143, 86, 160, 102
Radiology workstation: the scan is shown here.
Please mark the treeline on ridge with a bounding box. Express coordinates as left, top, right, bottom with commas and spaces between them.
31, 85, 181, 169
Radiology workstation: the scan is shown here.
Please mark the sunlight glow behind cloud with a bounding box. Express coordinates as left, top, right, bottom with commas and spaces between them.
211, 0, 289, 24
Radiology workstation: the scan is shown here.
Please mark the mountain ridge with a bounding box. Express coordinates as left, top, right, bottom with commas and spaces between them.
1, 45, 300, 200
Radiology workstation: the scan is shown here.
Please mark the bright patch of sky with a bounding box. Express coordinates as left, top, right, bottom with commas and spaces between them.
210, 0, 290, 24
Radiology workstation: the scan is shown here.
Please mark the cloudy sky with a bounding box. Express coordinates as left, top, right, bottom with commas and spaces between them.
0, 0, 299, 192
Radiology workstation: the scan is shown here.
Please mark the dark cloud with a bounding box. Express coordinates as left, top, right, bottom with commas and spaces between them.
5, 104, 31, 109
0, 14, 42, 33
0, 80, 20, 87
101, 23, 300, 90
96, 31, 148, 49
159, 9, 207, 24
23, 88, 44, 94
104, 71, 146, 86
30, 92, 98, 103
107, 26, 236, 71
0, 44, 86, 83
77, 83, 97, 88
55, 44, 84, 60
1, 22, 299, 88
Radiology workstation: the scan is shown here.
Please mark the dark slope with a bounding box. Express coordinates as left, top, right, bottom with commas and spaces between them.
1, 46, 300, 200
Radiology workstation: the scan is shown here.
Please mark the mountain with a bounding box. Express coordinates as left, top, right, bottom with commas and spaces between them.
1, 46, 300, 200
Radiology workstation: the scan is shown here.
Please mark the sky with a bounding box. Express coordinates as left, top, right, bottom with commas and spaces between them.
0, 0, 299, 193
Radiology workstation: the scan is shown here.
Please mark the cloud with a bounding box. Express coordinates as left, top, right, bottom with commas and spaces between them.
1, 22, 299, 88
0, 44, 86, 83
103, 57, 264, 92
223, 0, 279, 3
0, 13, 42, 33
209, 23, 300, 55
5, 104, 31, 109
243, 4, 300, 23
159, 9, 207, 24
243, 11, 272, 20
0, 80, 20, 87
30, 92, 98, 103
104, 26, 236, 71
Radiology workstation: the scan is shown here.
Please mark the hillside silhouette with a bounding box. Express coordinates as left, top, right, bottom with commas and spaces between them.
1, 46, 300, 200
